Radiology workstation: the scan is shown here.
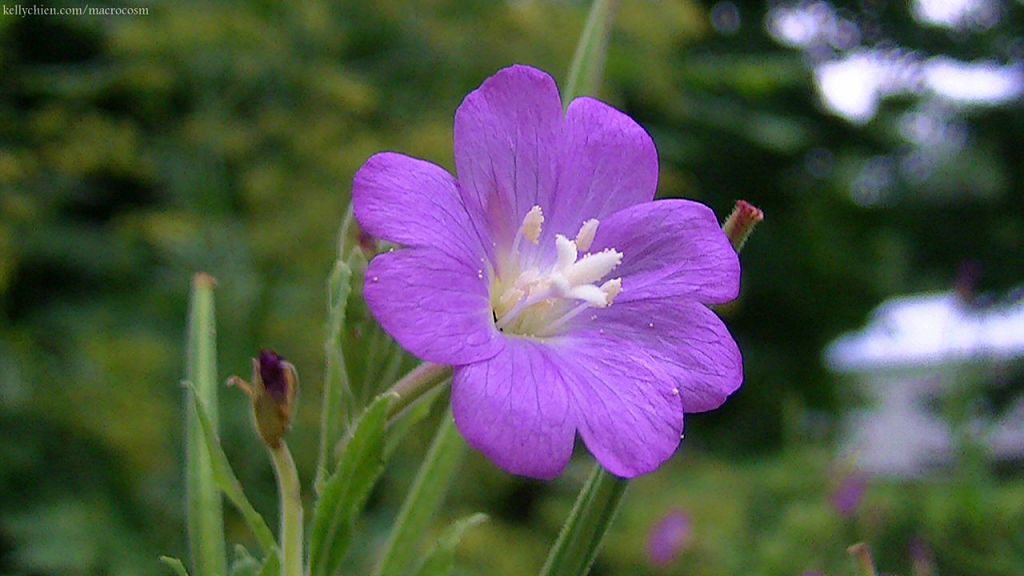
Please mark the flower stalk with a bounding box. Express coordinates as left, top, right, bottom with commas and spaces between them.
541, 198, 762, 574
848, 542, 879, 576
269, 441, 303, 576
385, 362, 453, 420
230, 349, 303, 576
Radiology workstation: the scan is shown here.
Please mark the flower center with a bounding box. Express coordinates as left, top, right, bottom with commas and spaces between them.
491, 205, 622, 338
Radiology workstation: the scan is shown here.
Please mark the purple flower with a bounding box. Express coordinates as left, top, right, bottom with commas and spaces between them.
352, 65, 742, 479
829, 462, 867, 517
646, 510, 693, 567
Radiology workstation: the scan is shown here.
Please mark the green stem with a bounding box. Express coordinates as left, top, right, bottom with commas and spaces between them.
316, 257, 355, 496
537, 2, 627, 574
539, 466, 628, 576
386, 362, 453, 420
270, 441, 303, 576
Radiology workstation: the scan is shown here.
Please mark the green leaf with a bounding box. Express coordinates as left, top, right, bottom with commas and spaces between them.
186, 384, 277, 555
341, 245, 418, 413
159, 556, 191, 576
373, 410, 465, 576
315, 255, 355, 495
228, 545, 260, 576
413, 514, 488, 576
563, 0, 618, 106
308, 392, 395, 576
184, 273, 227, 576
538, 466, 629, 576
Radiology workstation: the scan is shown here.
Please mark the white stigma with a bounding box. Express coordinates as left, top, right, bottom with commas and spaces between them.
494, 218, 623, 335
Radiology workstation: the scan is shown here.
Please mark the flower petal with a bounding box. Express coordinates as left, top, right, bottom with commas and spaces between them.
553, 335, 684, 477
451, 338, 576, 479
544, 97, 659, 239
363, 248, 501, 366
576, 297, 743, 413
453, 65, 563, 250
592, 199, 740, 304
353, 152, 485, 264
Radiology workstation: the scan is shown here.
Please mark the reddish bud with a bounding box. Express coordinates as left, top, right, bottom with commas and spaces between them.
722, 200, 764, 253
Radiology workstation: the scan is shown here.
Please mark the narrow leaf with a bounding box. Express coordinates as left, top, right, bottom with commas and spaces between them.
316, 256, 355, 495
383, 382, 445, 460
563, 0, 618, 106
308, 392, 395, 576
373, 410, 464, 576
538, 467, 629, 576
159, 556, 190, 576
256, 549, 280, 576
184, 272, 227, 576
186, 383, 277, 554
413, 514, 488, 576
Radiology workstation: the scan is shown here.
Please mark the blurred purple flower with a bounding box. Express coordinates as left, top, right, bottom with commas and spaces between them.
910, 535, 936, 576
353, 65, 742, 479
830, 465, 867, 517
646, 510, 693, 567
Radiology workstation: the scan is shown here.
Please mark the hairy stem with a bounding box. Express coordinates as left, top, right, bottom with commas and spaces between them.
269, 442, 303, 576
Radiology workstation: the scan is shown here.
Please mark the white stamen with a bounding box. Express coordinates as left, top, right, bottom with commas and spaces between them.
569, 284, 608, 307
493, 218, 625, 335
522, 205, 544, 244
575, 219, 599, 252
565, 249, 622, 286
536, 301, 592, 336
515, 268, 540, 289
498, 286, 525, 312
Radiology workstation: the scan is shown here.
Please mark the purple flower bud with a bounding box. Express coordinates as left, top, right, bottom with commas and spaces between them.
258, 349, 290, 403
646, 510, 693, 568
230, 349, 299, 448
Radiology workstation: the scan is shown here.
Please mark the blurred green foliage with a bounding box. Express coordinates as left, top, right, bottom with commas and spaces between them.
1, 0, 1022, 575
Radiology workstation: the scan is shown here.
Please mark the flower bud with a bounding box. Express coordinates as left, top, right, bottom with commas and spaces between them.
230, 349, 298, 448
721, 200, 764, 253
